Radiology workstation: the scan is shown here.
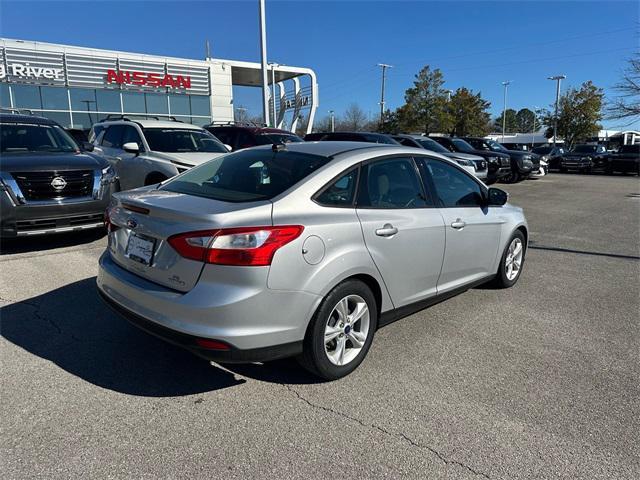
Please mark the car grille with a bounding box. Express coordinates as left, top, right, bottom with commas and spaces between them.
15, 213, 104, 234
11, 170, 94, 201
500, 158, 510, 166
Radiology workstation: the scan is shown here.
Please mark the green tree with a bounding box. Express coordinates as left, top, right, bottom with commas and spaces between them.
607, 53, 640, 121
448, 87, 492, 136
542, 81, 604, 149
493, 108, 518, 133
400, 66, 452, 134
377, 109, 399, 133
515, 108, 538, 133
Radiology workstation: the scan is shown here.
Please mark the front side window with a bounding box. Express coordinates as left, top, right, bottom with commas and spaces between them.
144, 128, 227, 153
315, 168, 359, 207
424, 159, 484, 208
357, 157, 427, 209
101, 125, 124, 148
160, 149, 330, 202
0, 123, 77, 153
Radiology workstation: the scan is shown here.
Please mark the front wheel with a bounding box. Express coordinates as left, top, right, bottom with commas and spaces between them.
503, 170, 521, 184
298, 280, 377, 380
492, 231, 526, 288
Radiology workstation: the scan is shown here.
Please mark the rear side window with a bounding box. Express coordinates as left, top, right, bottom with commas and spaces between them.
315, 169, 359, 207
88, 125, 105, 143
161, 149, 330, 202
423, 159, 484, 208
101, 125, 124, 148
357, 157, 428, 209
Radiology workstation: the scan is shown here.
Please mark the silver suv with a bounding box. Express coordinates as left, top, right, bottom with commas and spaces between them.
97, 142, 528, 380
91, 117, 228, 191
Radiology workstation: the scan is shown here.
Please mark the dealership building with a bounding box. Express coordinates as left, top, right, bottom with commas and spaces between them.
0, 38, 318, 133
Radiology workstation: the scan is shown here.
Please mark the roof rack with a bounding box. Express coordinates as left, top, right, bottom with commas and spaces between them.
205, 120, 267, 128
97, 114, 183, 123
0, 107, 34, 115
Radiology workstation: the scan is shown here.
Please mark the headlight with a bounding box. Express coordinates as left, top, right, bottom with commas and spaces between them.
101, 165, 117, 184
456, 159, 473, 167
487, 156, 499, 163
541, 155, 550, 161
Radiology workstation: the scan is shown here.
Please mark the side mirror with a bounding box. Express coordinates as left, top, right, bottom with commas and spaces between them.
487, 187, 508, 206
224, 144, 232, 152
81, 141, 94, 152
123, 142, 140, 155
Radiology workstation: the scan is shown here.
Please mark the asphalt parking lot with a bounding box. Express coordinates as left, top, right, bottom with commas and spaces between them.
2, 173, 639, 479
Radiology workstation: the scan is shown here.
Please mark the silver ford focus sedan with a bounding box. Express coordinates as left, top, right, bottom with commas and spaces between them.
97, 142, 528, 380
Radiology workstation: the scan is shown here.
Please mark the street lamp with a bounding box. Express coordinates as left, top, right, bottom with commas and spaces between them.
501, 81, 511, 142
259, 0, 270, 127
531, 106, 539, 148
548, 75, 566, 148
269, 62, 280, 127
377, 63, 392, 128
329, 110, 335, 132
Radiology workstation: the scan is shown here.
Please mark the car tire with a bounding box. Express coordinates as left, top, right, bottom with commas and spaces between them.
298, 279, 377, 380
492, 230, 526, 289
503, 170, 521, 184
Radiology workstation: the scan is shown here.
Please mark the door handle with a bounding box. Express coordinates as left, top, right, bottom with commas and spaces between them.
375, 223, 398, 237
450, 219, 466, 229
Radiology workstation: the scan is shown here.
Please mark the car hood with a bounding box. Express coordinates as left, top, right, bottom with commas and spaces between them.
564, 152, 593, 158
151, 151, 226, 167
444, 152, 484, 162
0, 151, 107, 172
468, 149, 510, 159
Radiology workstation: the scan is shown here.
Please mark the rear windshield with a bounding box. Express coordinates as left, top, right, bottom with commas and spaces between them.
144, 128, 228, 153
0, 123, 78, 153
160, 148, 330, 202
451, 138, 475, 153
417, 138, 449, 153
254, 133, 304, 145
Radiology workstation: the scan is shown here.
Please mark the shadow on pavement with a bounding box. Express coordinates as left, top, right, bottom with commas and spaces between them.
220, 359, 324, 385
1, 277, 245, 396
0, 229, 107, 255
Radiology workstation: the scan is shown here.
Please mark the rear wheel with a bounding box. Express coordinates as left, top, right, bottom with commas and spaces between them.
298, 280, 377, 380
492, 231, 526, 288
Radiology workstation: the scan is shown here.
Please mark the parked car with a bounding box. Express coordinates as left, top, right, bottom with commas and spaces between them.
532, 145, 566, 171
391, 134, 488, 181
205, 123, 304, 151
462, 137, 538, 183
559, 144, 608, 173
0, 113, 118, 238
91, 117, 229, 191
304, 131, 400, 145
606, 144, 640, 175
428, 136, 511, 184
97, 141, 528, 380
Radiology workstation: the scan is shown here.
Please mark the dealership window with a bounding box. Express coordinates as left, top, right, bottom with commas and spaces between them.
96, 89, 121, 112
69, 88, 97, 111
122, 91, 146, 113
41, 86, 69, 110
0, 84, 10, 107
12, 84, 42, 109
71, 112, 100, 130
40, 111, 72, 128
190, 95, 211, 116
169, 93, 190, 115
145, 93, 169, 115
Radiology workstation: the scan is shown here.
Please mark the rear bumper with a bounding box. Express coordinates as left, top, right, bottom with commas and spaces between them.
96, 251, 320, 358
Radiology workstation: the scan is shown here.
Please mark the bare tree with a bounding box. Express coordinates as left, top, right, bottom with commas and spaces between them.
338, 103, 367, 131
608, 54, 640, 121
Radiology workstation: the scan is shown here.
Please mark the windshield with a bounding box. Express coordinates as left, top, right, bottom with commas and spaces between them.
573, 145, 597, 153
451, 138, 475, 153
486, 140, 509, 152
144, 128, 228, 153
0, 123, 78, 153
619, 145, 640, 154
417, 138, 449, 153
532, 146, 552, 155
161, 149, 330, 202
254, 133, 304, 145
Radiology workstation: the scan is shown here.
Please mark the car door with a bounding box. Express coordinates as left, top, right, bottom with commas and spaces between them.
418, 158, 503, 292
98, 124, 126, 184
356, 156, 446, 307
117, 125, 148, 189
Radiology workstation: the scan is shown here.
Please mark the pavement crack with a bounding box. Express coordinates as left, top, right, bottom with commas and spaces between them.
284, 384, 490, 479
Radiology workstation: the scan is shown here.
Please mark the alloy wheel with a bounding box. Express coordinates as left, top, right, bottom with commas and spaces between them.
324, 295, 370, 366
505, 237, 524, 281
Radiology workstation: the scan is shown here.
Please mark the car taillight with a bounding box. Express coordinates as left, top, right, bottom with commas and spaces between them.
168, 225, 304, 266
104, 207, 120, 233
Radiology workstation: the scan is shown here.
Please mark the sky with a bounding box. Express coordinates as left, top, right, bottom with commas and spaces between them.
0, 0, 638, 130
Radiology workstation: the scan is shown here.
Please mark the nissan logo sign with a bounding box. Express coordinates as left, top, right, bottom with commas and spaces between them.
50, 176, 67, 190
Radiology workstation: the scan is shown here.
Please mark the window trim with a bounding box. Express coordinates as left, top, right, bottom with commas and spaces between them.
312, 165, 361, 208
418, 156, 489, 209
355, 154, 435, 210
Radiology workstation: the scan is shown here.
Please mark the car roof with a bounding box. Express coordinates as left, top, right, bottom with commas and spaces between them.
0, 113, 57, 125
207, 124, 297, 135
256, 141, 400, 158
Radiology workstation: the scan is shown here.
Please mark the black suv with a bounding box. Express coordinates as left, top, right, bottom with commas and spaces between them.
606, 144, 640, 175
559, 144, 608, 173
304, 131, 399, 144
0, 113, 118, 238
462, 137, 539, 183
428, 136, 511, 184
205, 123, 304, 151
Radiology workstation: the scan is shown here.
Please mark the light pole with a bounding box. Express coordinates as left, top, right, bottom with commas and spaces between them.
446, 89, 453, 102
259, 0, 270, 127
548, 75, 566, 148
377, 63, 392, 127
329, 110, 335, 132
501, 81, 511, 142
269, 62, 279, 127
531, 106, 538, 148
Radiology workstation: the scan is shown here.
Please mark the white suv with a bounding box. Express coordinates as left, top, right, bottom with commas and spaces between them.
91, 117, 229, 191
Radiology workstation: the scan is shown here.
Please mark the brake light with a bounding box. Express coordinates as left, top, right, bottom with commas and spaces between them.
168, 225, 304, 266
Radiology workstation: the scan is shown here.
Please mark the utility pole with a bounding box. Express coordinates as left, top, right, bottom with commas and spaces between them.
235, 107, 247, 123
205, 40, 211, 60
377, 63, 392, 128
329, 110, 335, 132
259, 0, 270, 127
269, 62, 279, 128
548, 75, 566, 148
531, 106, 538, 148
501, 81, 511, 143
